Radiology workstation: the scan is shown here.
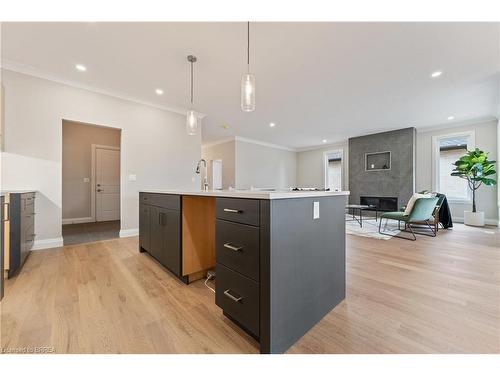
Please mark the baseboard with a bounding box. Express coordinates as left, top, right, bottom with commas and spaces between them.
453, 217, 499, 227
62, 217, 94, 225
32, 237, 64, 250
119, 228, 138, 238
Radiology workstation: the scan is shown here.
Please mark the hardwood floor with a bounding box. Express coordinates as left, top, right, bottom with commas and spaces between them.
1, 224, 499, 354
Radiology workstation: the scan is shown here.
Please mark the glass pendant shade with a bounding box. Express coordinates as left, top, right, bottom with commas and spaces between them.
241, 73, 256, 112
186, 110, 199, 136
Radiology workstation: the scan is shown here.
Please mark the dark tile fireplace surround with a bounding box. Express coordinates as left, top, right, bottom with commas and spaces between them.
349, 127, 416, 210
360, 196, 398, 212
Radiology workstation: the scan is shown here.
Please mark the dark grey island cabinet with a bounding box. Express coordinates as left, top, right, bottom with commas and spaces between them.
139, 193, 186, 283
2, 191, 36, 279
139, 190, 348, 354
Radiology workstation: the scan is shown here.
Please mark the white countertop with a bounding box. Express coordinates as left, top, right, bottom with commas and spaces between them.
141, 189, 350, 200
0, 190, 37, 195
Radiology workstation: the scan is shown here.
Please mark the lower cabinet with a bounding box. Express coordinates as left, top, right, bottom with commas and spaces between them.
1, 195, 5, 301
139, 193, 184, 281
215, 197, 261, 340
139, 203, 150, 252
6, 192, 36, 278
215, 263, 259, 337
150, 206, 181, 276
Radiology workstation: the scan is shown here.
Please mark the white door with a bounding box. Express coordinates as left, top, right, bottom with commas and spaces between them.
96, 148, 120, 221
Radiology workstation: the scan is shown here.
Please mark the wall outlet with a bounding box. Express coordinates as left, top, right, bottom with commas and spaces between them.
313, 201, 320, 219
207, 270, 216, 280
128, 174, 137, 181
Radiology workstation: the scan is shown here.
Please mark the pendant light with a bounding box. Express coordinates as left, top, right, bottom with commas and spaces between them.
186, 55, 199, 135
241, 22, 256, 112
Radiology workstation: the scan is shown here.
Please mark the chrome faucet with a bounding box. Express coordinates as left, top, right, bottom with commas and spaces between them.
195, 159, 209, 191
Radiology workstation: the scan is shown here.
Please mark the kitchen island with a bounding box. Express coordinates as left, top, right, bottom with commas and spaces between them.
138, 189, 348, 354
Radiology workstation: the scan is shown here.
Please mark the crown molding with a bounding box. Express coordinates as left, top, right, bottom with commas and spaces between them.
201, 137, 236, 149
202, 136, 297, 152
416, 116, 498, 133
296, 140, 349, 152
234, 136, 297, 152
1, 59, 206, 118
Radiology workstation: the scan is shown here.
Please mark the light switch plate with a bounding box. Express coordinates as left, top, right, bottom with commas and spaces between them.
83, 177, 90, 183
128, 174, 137, 181
313, 201, 320, 219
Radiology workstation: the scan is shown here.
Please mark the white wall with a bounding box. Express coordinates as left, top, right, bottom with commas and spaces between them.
297, 142, 349, 190
203, 138, 298, 190
202, 140, 236, 189
1, 70, 201, 248
235, 139, 297, 190
416, 120, 498, 224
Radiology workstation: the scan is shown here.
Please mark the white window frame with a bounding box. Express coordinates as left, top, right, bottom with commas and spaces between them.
323, 149, 344, 191
431, 130, 475, 204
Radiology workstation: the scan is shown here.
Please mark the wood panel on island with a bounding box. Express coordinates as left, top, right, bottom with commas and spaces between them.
139, 190, 348, 353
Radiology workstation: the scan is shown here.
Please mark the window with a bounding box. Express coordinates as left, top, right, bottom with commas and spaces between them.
432, 131, 475, 202
324, 149, 343, 191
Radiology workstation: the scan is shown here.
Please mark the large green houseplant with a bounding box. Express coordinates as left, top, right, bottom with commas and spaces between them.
451, 148, 496, 226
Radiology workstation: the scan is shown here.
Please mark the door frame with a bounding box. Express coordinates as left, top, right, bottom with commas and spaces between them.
323, 148, 344, 191
91, 144, 121, 222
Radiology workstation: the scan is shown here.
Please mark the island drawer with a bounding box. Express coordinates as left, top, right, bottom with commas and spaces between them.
216, 219, 259, 281
215, 263, 259, 337
216, 198, 259, 226
149, 194, 180, 211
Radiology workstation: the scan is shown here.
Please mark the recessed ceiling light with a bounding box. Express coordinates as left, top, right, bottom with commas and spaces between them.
155, 88, 164, 95
447, 116, 455, 120
75, 64, 87, 72
269, 122, 276, 128
431, 71, 442, 78
322, 139, 327, 143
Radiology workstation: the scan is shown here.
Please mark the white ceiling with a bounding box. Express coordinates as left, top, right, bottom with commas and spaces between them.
2, 22, 499, 149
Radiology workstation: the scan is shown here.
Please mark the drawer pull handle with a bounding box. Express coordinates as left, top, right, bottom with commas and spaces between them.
224, 289, 243, 303
223, 243, 243, 252
223, 208, 242, 213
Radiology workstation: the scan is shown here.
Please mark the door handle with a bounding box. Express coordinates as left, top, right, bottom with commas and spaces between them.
223, 208, 242, 213
159, 212, 166, 225
223, 289, 243, 303
223, 243, 243, 252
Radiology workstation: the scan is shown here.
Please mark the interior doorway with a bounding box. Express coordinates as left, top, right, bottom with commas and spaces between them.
323, 149, 343, 191
62, 120, 121, 245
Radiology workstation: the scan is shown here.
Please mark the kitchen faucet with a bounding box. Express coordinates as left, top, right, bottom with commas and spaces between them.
195, 159, 209, 191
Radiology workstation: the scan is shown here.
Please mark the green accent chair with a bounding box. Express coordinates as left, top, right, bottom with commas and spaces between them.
400, 192, 446, 233
379, 197, 439, 241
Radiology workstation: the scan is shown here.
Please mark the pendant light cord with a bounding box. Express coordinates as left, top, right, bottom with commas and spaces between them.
190, 60, 194, 104
247, 21, 250, 72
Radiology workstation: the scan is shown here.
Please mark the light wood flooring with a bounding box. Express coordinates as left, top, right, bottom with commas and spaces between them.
1, 224, 499, 354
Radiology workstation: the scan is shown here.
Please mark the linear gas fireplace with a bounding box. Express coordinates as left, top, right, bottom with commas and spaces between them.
360, 196, 398, 212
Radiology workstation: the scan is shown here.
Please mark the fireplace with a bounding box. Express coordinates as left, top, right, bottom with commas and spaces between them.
360, 196, 398, 212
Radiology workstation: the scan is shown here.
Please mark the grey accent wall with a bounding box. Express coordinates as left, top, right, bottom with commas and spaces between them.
348, 127, 416, 207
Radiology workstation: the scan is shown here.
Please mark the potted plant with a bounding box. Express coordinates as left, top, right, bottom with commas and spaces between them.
451, 148, 497, 226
